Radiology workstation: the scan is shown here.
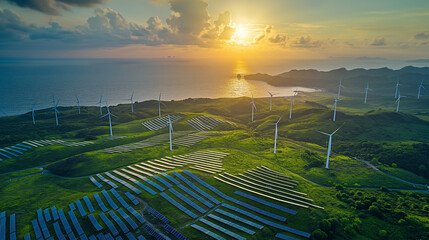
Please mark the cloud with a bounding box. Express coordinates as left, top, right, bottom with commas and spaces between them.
253, 25, 272, 42
4, 0, 106, 15
370, 37, 386, 46
293, 36, 322, 48
0, 8, 35, 40
166, 0, 210, 35
268, 34, 287, 43
414, 32, 429, 40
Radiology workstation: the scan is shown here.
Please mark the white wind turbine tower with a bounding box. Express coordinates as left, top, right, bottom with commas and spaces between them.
76, 96, 81, 114
250, 95, 257, 122
364, 82, 372, 104
417, 79, 425, 99
97, 96, 103, 115
52, 98, 60, 126
394, 79, 401, 98
337, 79, 345, 99
331, 95, 339, 121
128, 91, 134, 113
158, 92, 162, 118
168, 115, 173, 151
289, 89, 298, 119
317, 126, 341, 169
396, 90, 406, 112
267, 90, 274, 111
101, 102, 117, 136
273, 117, 282, 154
31, 104, 36, 125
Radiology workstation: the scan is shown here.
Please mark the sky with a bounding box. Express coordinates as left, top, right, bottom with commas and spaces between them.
0, 0, 429, 60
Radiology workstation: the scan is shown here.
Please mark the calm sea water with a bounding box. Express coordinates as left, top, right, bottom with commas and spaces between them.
0, 58, 424, 116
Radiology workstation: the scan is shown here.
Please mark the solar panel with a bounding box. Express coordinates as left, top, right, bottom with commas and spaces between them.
160, 173, 180, 185
31, 219, 43, 239
51, 206, 59, 220
126, 207, 145, 224
234, 191, 297, 215
207, 214, 255, 235
115, 236, 123, 240
275, 233, 299, 240
163, 224, 186, 240
43, 209, 51, 222
125, 232, 137, 240
222, 203, 311, 238
117, 208, 138, 230
75, 200, 87, 216
182, 170, 228, 199
96, 233, 106, 240
104, 234, 114, 240
176, 184, 213, 208
214, 209, 263, 229
168, 188, 206, 214
199, 219, 246, 240
124, 192, 139, 205
68, 210, 85, 236
10, 213, 16, 233
99, 212, 119, 236
9, 233, 16, 240
68, 232, 77, 240
53, 222, 66, 240
190, 224, 225, 240
152, 175, 173, 188
108, 210, 129, 234
83, 196, 95, 213
143, 225, 166, 240
37, 208, 50, 238
136, 235, 146, 240
94, 193, 108, 212
24, 234, 31, 240
88, 214, 103, 231
58, 209, 72, 234
102, 190, 119, 210
160, 192, 197, 219
109, 189, 129, 208
88, 235, 97, 240
171, 172, 220, 204
146, 207, 170, 224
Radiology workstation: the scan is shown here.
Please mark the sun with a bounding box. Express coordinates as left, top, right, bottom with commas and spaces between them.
235, 25, 248, 40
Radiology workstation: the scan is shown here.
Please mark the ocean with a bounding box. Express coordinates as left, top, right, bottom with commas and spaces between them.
0, 58, 424, 116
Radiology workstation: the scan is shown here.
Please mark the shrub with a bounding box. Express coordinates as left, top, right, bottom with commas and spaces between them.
311, 229, 328, 240
369, 205, 381, 216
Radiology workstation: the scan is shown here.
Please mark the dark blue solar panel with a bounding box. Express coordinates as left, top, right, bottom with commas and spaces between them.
126, 207, 145, 224
169, 188, 206, 214
51, 206, 59, 221
68, 211, 84, 236
234, 191, 297, 215
171, 172, 220, 204
146, 207, 170, 224
58, 209, 72, 234
102, 190, 119, 210
160, 173, 180, 185
207, 214, 255, 235
124, 192, 139, 205
88, 214, 103, 231
125, 233, 137, 240
53, 222, 66, 240
160, 192, 197, 219
99, 212, 119, 236
31, 219, 42, 240
83, 196, 95, 213
96, 233, 106, 240
152, 175, 172, 188
163, 224, 186, 240
199, 218, 245, 240
94, 193, 108, 212
43, 209, 51, 222
214, 209, 263, 229
275, 233, 299, 240
10, 213, 16, 233
117, 208, 138, 230
190, 224, 225, 240
75, 200, 87, 217
108, 210, 129, 234
109, 189, 129, 208
177, 184, 213, 208
37, 208, 50, 238
68, 232, 77, 240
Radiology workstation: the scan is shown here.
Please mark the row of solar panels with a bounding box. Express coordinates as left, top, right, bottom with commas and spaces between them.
0, 211, 15, 240
141, 115, 182, 131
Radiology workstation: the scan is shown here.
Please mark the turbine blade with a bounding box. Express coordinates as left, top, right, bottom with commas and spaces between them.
316, 130, 330, 136
100, 113, 109, 118
331, 126, 342, 135
276, 117, 282, 123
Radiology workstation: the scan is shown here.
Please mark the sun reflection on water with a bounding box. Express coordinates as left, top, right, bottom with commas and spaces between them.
227, 60, 252, 97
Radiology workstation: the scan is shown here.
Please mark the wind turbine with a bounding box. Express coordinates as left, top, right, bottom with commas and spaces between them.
168, 115, 173, 151
158, 92, 162, 118
76, 96, 81, 114
364, 82, 372, 104
267, 90, 274, 111
337, 79, 345, 99
101, 102, 117, 136
289, 89, 298, 119
396, 90, 406, 112
128, 91, 134, 113
31, 104, 36, 125
97, 96, 103, 115
394, 79, 401, 98
52, 98, 60, 126
331, 95, 339, 121
273, 117, 282, 154
317, 126, 341, 169
417, 79, 425, 99
250, 95, 257, 122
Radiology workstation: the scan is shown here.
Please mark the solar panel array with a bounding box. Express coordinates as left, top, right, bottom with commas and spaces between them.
185, 115, 235, 132
0, 139, 94, 161
173, 132, 213, 147
141, 115, 182, 131
163, 224, 186, 240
